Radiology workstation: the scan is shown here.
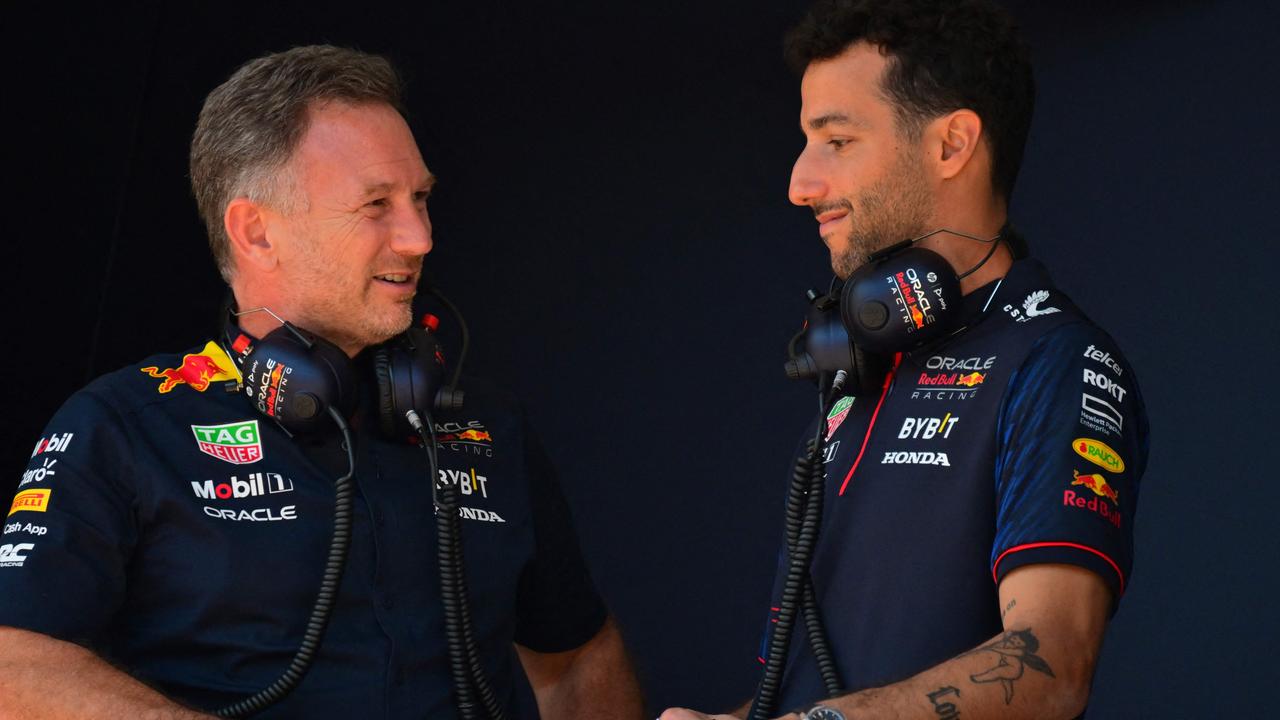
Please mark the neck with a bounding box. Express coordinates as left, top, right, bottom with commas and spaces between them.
229, 285, 364, 358
923, 197, 1011, 295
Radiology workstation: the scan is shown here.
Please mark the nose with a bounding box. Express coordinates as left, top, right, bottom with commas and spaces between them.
788, 144, 827, 207
391, 201, 433, 257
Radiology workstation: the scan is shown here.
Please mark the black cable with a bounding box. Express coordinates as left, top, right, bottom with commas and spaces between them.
749, 377, 847, 719
216, 407, 356, 718
424, 287, 470, 398
407, 409, 505, 720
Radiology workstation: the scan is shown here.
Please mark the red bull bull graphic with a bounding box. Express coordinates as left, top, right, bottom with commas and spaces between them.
1071, 469, 1119, 503
434, 421, 495, 457
956, 372, 985, 387
141, 342, 240, 394
1064, 470, 1120, 528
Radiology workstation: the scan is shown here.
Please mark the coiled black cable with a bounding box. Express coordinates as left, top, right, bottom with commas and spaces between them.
216, 407, 356, 718
748, 376, 846, 719
407, 408, 505, 720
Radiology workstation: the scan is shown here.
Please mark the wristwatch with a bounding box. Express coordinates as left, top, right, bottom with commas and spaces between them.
797, 705, 846, 720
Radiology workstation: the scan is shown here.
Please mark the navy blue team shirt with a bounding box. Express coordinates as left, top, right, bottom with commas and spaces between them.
0, 325, 606, 718
766, 257, 1150, 709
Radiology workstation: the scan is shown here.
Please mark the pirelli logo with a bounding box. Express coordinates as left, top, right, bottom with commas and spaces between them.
8, 489, 52, 516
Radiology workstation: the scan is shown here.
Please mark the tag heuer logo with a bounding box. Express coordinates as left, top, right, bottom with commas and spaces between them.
191, 421, 263, 465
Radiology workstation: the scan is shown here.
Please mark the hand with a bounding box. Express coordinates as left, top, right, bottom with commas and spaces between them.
657, 710, 740, 720
657, 710, 800, 720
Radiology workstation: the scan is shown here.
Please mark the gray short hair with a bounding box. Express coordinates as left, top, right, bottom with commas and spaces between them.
189, 45, 404, 283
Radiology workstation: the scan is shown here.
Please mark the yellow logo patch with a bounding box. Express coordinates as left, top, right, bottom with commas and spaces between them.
9, 489, 51, 516
1072, 438, 1125, 473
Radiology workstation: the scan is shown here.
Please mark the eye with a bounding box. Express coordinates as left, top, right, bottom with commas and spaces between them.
366, 197, 389, 208
412, 190, 430, 206
828, 138, 852, 150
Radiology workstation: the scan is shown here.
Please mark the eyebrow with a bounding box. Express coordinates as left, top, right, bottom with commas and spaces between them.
360, 174, 437, 197
805, 113, 871, 131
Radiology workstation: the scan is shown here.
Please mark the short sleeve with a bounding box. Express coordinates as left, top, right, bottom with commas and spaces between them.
512, 426, 607, 652
991, 323, 1149, 604
0, 389, 138, 642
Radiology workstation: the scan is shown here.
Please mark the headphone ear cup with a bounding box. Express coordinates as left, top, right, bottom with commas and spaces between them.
841, 246, 960, 354
372, 329, 446, 441
240, 325, 356, 434
372, 345, 398, 439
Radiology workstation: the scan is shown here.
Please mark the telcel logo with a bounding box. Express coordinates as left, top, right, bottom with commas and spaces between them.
1073, 437, 1125, 473
1083, 345, 1122, 376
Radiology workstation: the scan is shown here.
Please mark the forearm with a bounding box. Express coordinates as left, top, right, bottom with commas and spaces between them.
798, 625, 1092, 720
0, 626, 214, 720
520, 617, 644, 719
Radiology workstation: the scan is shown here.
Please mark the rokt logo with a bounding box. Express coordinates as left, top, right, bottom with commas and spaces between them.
30, 433, 73, 458
191, 473, 293, 501
191, 420, 264, 465
1082, 369, 1126, 402
0, 543, 35, 568
1072, 438, 1125, 473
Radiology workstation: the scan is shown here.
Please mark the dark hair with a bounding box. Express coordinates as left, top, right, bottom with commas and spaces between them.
190, 45, 404, 283
785, 0, 1034, 202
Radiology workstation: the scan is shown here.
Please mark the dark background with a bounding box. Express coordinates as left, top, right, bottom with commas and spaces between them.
3, 1, 1277, 716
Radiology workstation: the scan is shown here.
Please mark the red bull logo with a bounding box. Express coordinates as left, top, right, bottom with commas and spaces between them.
437, 429, 493, 443
956, 372, 985, 387
1064, 471, 1121, 528
141, 341, 239, 394
895, 271, 926, 329
1071, 469, 1119, 504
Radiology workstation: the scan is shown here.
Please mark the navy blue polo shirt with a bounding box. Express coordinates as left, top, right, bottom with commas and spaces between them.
765, 258, 1150, 709
1, 335, 606, 717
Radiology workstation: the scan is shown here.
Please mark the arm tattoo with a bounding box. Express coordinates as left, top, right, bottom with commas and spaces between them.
925, 686, 961, 718
1001, 598, 1016, 620
960, 629, 1055, 704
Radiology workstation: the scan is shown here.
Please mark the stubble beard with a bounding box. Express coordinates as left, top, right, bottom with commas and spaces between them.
831, 146, 935, 280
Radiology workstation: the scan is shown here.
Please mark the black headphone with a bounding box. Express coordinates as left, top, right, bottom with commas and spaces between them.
224, 297, 465, 438
785, 227, 1012, 391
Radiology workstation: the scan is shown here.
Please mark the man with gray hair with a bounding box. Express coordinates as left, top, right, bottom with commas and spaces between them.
0, 45, 643, 719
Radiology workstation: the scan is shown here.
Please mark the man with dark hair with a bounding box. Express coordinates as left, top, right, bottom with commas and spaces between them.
664, 1, 1147, 719
0, 45, 643, 719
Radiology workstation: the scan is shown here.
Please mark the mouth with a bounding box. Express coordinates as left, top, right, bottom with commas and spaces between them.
815, 209, 849, 238
372, 272, 418, 293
